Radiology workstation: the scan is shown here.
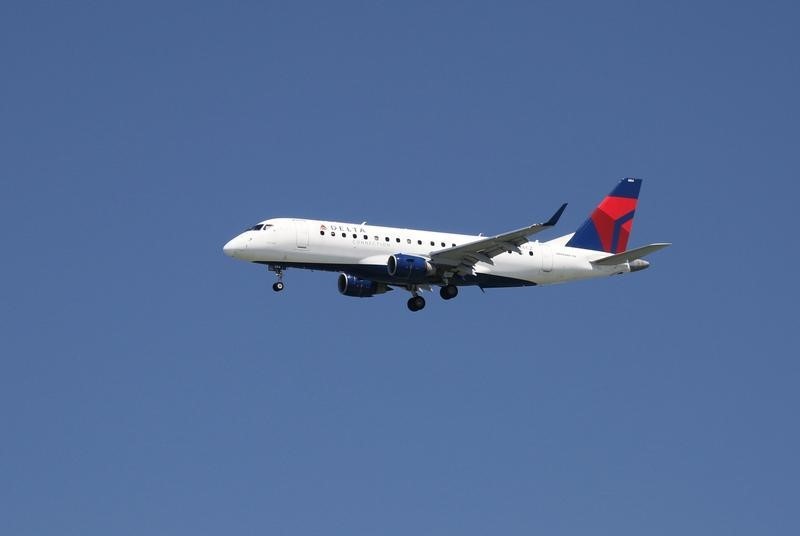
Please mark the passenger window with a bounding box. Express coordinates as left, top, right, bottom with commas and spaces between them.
385, 237, 390, 242
374, 236, 379, 241
452, 243, 456, 247
417, 240, 422, 245
363, 235, 368, 240
441, 242, 446, 247
430, 241, 435, 246
353, 233, 357, 238
320, 231, 325, 236
407, 239, 411, 244
332, 232, 336, 237
529, 251, 533, 256
396, 238, 400, 243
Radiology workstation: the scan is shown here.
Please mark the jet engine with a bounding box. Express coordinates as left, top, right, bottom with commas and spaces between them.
387, 254, 435, 281
337, 273, 390, 298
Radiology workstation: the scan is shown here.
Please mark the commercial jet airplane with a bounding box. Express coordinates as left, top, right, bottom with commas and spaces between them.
223, 178, 670, 311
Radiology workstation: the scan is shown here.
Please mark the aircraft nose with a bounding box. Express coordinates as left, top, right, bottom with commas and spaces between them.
223, 239, 235, 257
223, 236, 244, 257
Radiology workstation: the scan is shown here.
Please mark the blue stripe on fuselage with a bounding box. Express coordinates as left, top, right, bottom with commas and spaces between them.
252, 261, 537, 288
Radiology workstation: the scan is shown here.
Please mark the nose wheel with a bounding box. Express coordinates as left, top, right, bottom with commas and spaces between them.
268, 264, 285, 292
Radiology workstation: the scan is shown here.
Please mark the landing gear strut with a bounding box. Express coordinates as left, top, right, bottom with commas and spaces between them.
439, 284, 458, 300
268, 264, 285, 292
405, 285, 426, 312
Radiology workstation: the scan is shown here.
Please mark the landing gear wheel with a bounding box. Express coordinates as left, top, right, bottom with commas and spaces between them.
440, 284, 458, 300
268, 264, 285, 292
407, 296, 426, 312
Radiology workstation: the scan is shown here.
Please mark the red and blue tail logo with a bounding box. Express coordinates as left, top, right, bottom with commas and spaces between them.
565, 178, 641, 253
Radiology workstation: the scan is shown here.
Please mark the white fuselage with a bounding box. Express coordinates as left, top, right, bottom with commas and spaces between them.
223, 218, 629, 288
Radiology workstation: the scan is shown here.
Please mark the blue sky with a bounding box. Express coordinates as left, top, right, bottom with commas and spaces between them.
2, 2, 798, 534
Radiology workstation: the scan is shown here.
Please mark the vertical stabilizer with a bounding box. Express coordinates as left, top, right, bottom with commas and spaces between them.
565, 178, 642, 253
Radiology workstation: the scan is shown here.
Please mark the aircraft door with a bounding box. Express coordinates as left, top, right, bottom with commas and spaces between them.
294, 220, 309, 249
541, 246, 553, 272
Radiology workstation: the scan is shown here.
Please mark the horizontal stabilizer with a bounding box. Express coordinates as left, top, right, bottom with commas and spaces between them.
591, 243, 671, 266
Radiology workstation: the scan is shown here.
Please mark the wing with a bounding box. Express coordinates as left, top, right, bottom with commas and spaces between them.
429, 203, 567, 275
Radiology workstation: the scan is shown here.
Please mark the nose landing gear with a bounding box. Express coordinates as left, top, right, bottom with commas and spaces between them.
268, 264, 285, 292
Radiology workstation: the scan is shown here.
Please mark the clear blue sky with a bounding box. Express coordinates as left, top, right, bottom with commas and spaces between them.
2, 2, 798, 534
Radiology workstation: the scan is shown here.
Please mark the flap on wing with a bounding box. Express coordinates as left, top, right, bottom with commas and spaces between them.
590, 243, 671, 266
430, 203, 567, 269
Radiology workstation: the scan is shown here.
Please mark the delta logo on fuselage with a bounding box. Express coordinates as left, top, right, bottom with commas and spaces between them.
322, 223, 393, 249
321, 223, 367, 234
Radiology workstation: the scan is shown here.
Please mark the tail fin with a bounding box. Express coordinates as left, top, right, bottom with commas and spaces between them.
565, 178, 642, 253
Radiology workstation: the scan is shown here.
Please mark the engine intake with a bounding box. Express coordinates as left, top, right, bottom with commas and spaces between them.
337, 273, 389, 298
387, 254, 435, 281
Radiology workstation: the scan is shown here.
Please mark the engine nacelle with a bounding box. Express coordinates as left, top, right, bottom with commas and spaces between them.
337, 273, 389, 298
387, 254, 435, 281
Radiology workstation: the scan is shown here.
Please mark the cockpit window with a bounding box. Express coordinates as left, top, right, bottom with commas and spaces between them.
249, 223, 273, 231
250, 224, 263, 231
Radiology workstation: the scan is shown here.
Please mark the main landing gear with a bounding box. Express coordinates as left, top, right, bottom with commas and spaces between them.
406, 284, 458, 312
439, 284, 458, 300
405, 285, 426, 312
407, 295, 426, 312
268, 264, 285, 292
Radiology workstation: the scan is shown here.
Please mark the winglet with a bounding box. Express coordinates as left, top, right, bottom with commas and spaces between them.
544, 203, 568, 227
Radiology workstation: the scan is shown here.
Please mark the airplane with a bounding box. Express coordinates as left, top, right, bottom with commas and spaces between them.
223, 178, 670, 312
